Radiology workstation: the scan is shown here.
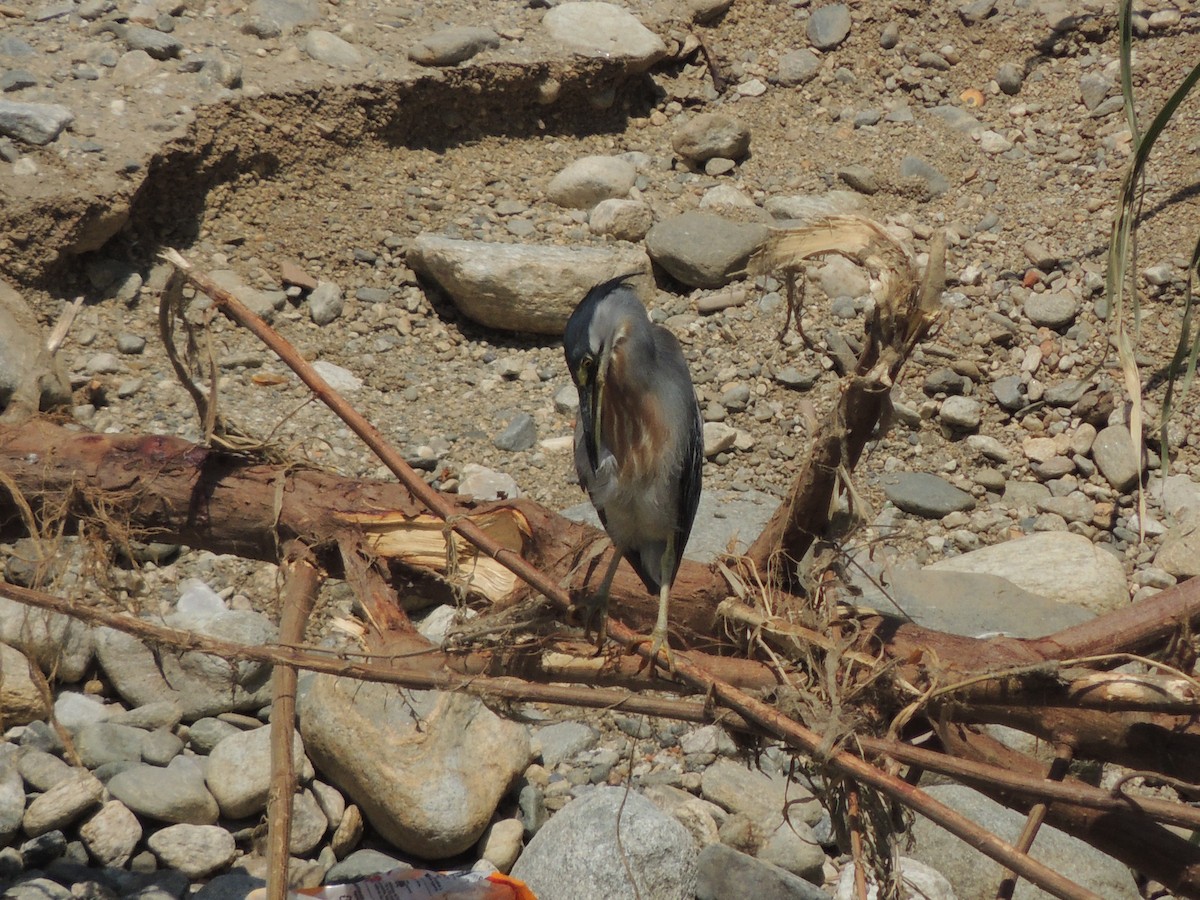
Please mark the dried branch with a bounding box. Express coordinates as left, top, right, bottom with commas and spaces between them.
745, 218, 945, 590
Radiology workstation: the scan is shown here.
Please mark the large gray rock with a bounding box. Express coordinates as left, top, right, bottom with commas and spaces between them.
406, 235, 652, 335
0, 279, 72, 413
542, 2, 667, 73
852, 568, 1093, 638
645, 211, 768, 289
909, 784, 1139, 898
512, 787, 698, 899
927, 532, 1128, 613
300, 676, 532, 858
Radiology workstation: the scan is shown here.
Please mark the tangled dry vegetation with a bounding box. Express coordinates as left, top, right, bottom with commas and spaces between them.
3, 217, 1200, 900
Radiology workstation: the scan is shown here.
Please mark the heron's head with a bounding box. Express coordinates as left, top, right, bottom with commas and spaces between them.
563, 275, 651, 471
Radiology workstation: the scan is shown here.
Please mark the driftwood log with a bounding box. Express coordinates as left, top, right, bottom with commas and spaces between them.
3, 229, 1200, 898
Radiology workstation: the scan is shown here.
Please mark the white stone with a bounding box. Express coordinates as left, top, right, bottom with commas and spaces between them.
542, 2, 667, 73
927, 532, 1128, 613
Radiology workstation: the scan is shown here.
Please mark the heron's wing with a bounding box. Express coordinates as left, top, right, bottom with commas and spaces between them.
669, 393, 704, 586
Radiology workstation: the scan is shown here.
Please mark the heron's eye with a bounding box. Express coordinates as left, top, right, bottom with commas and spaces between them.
579, 355, 594, 382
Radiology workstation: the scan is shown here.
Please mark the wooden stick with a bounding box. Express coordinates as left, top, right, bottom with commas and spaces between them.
266, 548, 321, 900
995, 745, 1073, 900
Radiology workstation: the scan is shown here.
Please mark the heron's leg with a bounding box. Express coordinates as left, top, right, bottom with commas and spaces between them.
638, 535, 676, 674
581, 548, 623, 645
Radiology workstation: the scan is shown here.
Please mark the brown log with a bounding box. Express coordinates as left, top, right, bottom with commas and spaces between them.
5, 416, 1200, 707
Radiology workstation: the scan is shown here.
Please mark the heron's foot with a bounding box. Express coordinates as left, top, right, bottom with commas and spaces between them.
573, 592, 610, 649
629, 625, 674, 676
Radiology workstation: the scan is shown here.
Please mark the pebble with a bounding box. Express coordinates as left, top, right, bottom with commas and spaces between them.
671, 113, 750, 164
836, 857, 955, 900
408, 26, 499, 67
702, 422, 737, 457
837, 164, 879, 194
899, 156, 950, 195
996, 61, 1024, 94
106, 758, 220, 825
495, 412, 537, 452
1024, 291, 1079, 329
765, 190, 864, 221
77, 800, 141, 868
206, 726, 313, 819
116, 333, 146, 354
990, 374, 1026, 411
806, 3, 852, 50
308, 281, 344, 325
547, 155, 636, 209
303, 29, 365, 68
119, 24, 182, 60
881, 472, 976, 518
22, 770, 104, 837
645, 211, 767, 289
0, 100, 74, 145
939, 396, 981, 430
147, 824, 236, 879
1091, 424, 1141, 492
588, 198, 653, 241
1079, 72, 1112, 111
478, 818, 524, 873
458, 464, 521, 500
74, 722, 147, 770
776, 49, 820, 86
1155, 512, 1200, 578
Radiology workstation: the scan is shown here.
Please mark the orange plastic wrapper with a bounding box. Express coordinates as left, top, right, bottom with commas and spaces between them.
247, 867, 536, 900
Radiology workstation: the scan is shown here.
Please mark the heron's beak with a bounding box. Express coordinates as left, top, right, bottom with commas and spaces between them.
577, 363, 604, 471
